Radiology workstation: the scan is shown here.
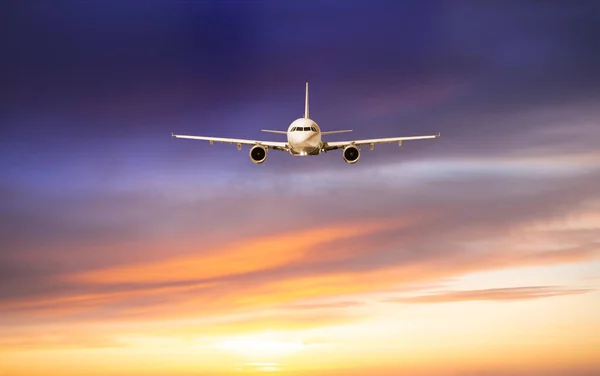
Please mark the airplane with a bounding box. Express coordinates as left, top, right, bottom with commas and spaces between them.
171, 83, 440, 164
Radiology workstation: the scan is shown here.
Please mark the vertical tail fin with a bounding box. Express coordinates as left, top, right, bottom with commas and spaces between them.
304, 82, 309, 119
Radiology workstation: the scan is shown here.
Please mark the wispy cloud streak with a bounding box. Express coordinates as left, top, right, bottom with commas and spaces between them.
384, 286, 595, 304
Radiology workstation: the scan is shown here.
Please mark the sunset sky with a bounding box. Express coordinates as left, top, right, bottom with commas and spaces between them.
2, 1, 600, 375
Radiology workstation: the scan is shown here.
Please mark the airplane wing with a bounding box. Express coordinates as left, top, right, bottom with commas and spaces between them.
321, 130, 353, 135
323, 133, 440, 151
172, 133, 288, 151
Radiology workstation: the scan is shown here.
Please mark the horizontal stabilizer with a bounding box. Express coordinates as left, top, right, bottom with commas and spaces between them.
261, 129, 288, 135
321, 130, 353, 135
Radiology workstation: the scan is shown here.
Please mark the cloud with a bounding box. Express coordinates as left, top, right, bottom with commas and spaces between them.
0, 305, 360, 353
1, 159, 599, 326
383, 286, 595, 304
67, 220, 400, 285
236, 366, 600, 376
283, 301, 364, 310
0, 330, 124, 351
2, 239, 597, 327
447, 369, 600, 376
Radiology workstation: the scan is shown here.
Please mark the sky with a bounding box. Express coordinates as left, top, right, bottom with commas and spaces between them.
1, 1, 600, 375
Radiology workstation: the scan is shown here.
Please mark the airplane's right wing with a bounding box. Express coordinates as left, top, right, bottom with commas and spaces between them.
172, 133, 288, 151
323, 133, 440, 151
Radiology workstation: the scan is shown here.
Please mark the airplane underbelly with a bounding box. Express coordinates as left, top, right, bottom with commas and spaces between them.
290, 141, 321, 156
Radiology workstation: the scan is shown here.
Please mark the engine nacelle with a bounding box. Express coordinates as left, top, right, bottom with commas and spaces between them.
343, 145, 360, 164
249, 144, 268, 164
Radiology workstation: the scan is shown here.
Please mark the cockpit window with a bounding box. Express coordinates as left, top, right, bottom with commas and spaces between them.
310, 127, 317, 132
291, 127, 296, 131
303, 127, 310, 131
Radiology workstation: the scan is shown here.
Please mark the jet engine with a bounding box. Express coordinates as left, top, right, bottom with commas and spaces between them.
343, 145, 360, 164
249, 144, 268, 164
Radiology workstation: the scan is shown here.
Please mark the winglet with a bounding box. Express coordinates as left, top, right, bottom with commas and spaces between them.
304, 82, 309, 119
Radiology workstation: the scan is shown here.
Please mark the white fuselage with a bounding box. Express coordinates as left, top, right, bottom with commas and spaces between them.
287, 118, 322, 156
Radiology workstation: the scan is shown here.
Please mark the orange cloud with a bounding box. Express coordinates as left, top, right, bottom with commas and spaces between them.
0, 331, 124, 351
383, 286, 594, 304
1, 281, 215, 318
283, 301, 364, 310
69, 219, 401, 285
238, 243, 599, 309
5, 226, 598, 325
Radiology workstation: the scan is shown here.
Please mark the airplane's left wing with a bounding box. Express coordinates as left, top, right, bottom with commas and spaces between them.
323, 133, 440, 151
172, 133, 288, 151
